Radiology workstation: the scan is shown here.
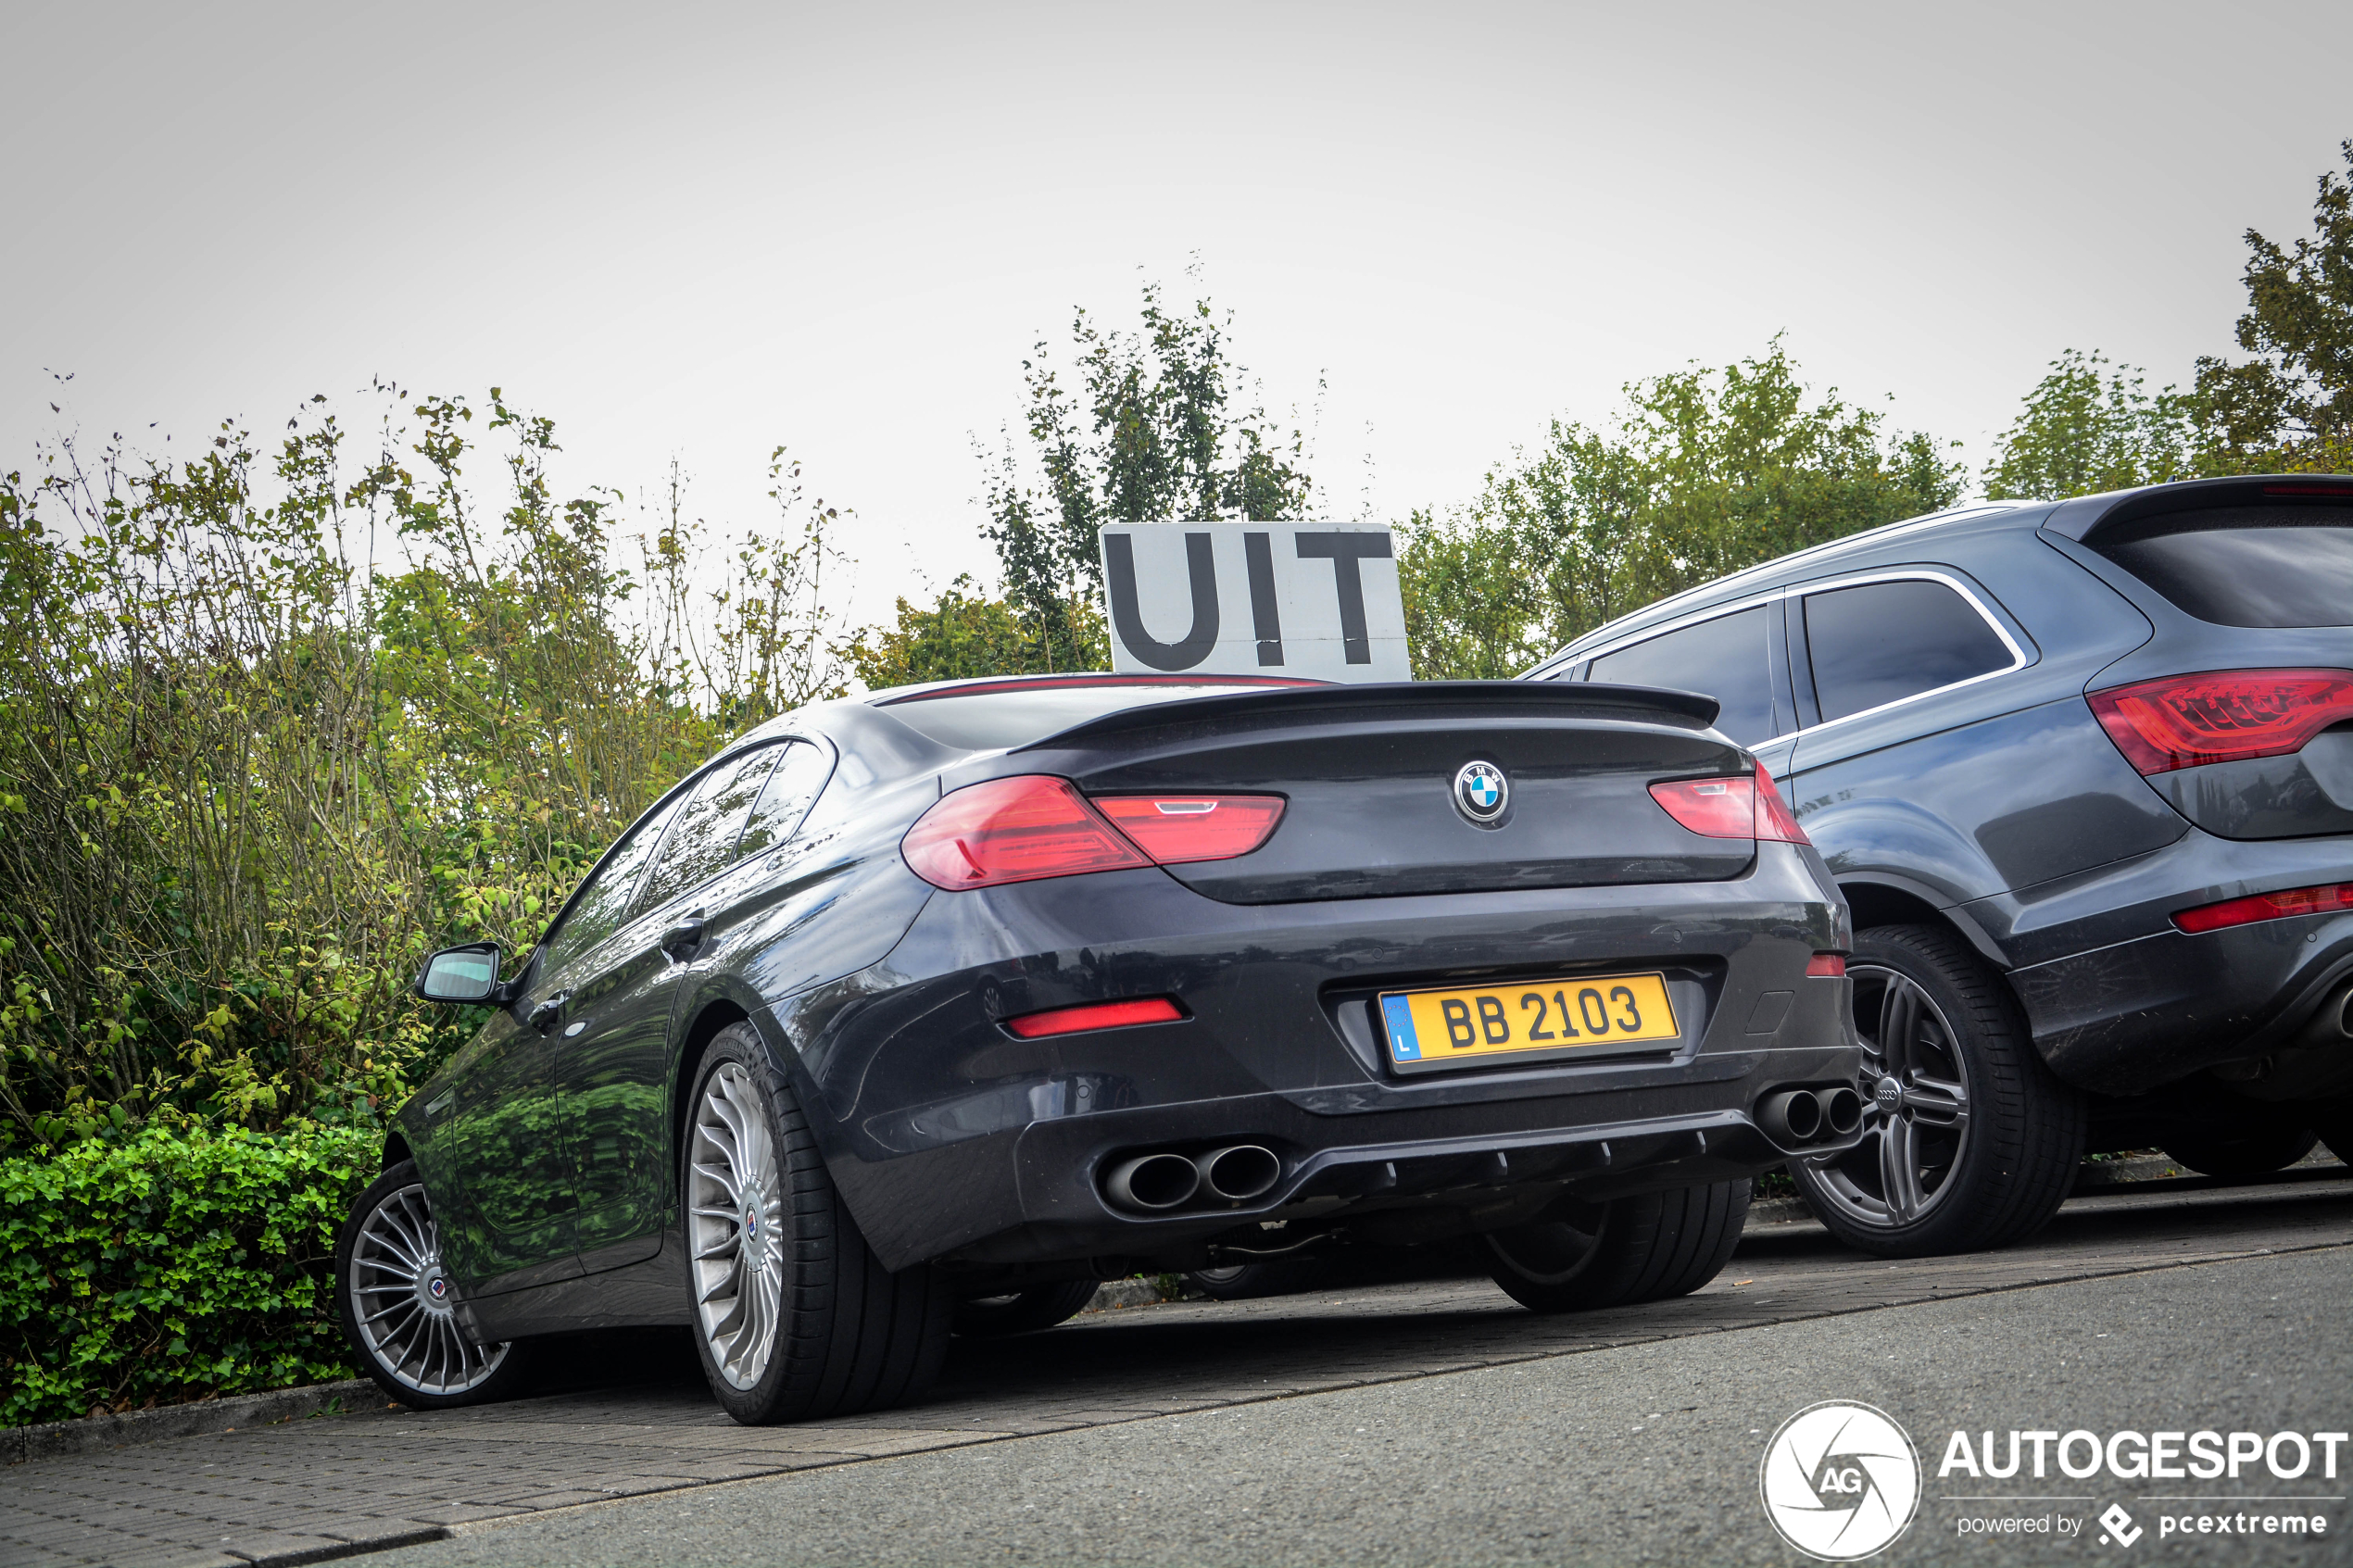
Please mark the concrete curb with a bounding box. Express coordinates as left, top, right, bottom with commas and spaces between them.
4, 1378, 379, 1467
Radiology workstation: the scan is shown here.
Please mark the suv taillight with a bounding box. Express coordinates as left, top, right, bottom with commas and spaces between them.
1647, 761, 1811, 846
2173, 881, 2353, 935
900, 776, 1285, 890
2086, 669, 2353, 775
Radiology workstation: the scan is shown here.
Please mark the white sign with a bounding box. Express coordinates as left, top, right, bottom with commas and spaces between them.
1098, 521, 1409, 682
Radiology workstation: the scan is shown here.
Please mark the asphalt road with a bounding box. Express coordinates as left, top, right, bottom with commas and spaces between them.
9, 1168, 2349, 1568
373, 1248, 2348, 1568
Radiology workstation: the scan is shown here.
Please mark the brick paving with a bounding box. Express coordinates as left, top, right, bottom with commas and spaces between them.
5, 1172, 2347, 1568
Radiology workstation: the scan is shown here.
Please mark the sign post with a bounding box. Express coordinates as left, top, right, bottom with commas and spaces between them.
1098, 521, 1409, 682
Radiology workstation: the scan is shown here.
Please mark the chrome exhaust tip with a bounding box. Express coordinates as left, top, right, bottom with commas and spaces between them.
1104, 1152, 1201, 1212
1195, 1145, 1280, 1202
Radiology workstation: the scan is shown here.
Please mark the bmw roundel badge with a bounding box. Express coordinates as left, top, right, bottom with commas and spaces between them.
1453, 760, 1508, 823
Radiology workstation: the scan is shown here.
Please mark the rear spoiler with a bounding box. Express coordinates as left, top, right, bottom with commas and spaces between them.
1017, 679, 1723, 752
2044, 473, 2353, 544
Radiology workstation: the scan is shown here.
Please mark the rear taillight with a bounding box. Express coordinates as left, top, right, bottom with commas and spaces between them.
1648, 761, 1811, 846
901, 777, 1285, 890
1094, 795, 1286, 863
1649, 775, 1754, 837
2172, 881, 2353, 935
1002, 997, 1185, 1038
1753, 761, 1809, 845
2086, 669, 2353, 775
901, 776, 1151, 889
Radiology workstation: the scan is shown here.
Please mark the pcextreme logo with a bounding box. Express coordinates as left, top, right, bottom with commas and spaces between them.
1760, 1400, 1923, 1561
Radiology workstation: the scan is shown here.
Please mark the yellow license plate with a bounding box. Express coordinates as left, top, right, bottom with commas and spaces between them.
1379, 972, 1679, 1072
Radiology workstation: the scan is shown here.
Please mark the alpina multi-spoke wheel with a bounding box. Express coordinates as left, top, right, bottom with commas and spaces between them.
1791, 924, 2083, 1259
335, 1160, 531, 1408
688, 1061, 787, 1387
683, 1024, 953, 1424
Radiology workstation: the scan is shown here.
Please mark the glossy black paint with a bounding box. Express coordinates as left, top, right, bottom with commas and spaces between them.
985, 684, 1755, 900
398, 678, 1857, 1336
1531, 475, 2353, 1098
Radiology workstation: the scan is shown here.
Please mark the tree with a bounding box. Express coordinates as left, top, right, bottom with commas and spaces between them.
843, 574, 1097, 691
2190, 138, 2353, 474
1982, 350, 2196, 500
1401, 341, 1964, 678
978, 276, 1316, 671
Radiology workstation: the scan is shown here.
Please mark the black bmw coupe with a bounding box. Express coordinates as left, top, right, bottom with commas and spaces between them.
338, 675, 1860, 1424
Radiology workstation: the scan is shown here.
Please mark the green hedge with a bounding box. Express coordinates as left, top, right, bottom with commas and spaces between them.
1, 1125, 379, 1427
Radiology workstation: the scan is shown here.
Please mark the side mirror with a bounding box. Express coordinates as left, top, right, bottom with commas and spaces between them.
416, 943, 502, 1004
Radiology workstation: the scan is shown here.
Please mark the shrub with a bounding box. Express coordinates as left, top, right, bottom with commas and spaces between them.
0, 1123, 377, 1426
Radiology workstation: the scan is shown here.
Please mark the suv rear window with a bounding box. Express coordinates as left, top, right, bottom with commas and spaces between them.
2091, 507, 2353, 629
875, 677, 1325, 751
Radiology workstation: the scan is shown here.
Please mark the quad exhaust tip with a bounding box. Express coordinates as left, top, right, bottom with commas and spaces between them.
1103, 1144, 1282, 1213
1196, 1144, 1280, 1202
1758, 1087, 1859, 1148
1104, 1152, 1200, 1211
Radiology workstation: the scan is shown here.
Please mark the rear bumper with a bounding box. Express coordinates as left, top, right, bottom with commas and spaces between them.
756, 844, 1857, 1273
1995, 829, 2353, 1093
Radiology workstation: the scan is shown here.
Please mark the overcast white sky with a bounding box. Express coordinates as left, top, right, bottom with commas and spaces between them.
7, 1, 2348, 629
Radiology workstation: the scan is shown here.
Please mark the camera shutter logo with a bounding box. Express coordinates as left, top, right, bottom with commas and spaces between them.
1759, 1400, 1921, 1561
1453, 760, 1507, 822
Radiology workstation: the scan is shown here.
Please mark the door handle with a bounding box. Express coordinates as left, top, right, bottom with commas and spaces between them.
527, 989, 572, 1035
661, 910, 709, 960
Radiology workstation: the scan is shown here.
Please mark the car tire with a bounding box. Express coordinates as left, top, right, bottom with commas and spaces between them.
952, 1280, 1100, 1337
2310, 1096, 2353, 1167
1483, 1180, 1750, 1313
335, 1160, 535, 1410
1791, 923, 2085, 1258
2159, 1125, 2320, 1178
1187, 1259, 1329, 1301
685, 1023, 953, 1424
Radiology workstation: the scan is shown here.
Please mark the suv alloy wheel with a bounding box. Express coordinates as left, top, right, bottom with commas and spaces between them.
1791, 925, 2085, 1257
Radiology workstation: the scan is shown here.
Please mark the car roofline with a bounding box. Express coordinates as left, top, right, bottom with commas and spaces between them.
1521, 500, 2032, 676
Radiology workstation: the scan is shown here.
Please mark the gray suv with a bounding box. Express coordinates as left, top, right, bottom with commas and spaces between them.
1529, 475, 2353, 1256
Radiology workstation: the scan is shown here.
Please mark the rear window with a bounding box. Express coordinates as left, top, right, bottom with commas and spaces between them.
875, 677, 1324, 750
2091, 507, 2353, 629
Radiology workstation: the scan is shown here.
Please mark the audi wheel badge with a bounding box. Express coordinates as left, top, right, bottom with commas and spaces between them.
1453, 760, 1507, 822
1759, 1400, 1921, 1561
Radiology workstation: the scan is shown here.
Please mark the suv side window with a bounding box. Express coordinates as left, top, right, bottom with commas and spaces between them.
736, 740, 831, 859
1801, 579, 2013, 723
1586, 606, 1777, 745
634, 746, 781, 913
542, 792, 686, 976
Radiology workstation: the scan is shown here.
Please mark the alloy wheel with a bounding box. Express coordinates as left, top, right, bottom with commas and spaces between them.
1800, 964, 1973, 1229
688, 1061, 787, 1391
346, 1183, 510, 1396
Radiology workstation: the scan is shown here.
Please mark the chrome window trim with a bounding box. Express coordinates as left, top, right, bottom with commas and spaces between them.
1524, 501, 2031, 678
1783, 568, 2032, 738
1568, 591, 1787, 675
1543, 568, 2033, 744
